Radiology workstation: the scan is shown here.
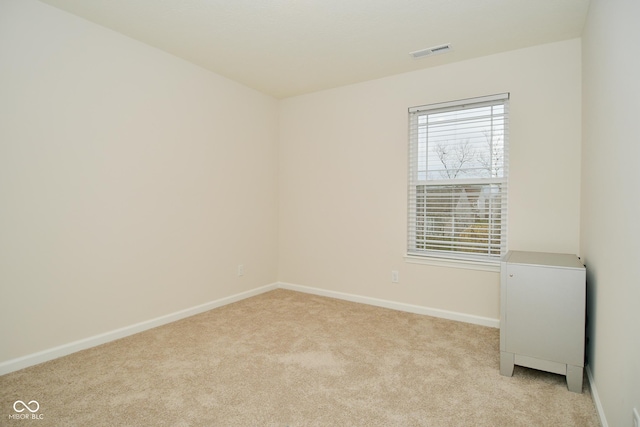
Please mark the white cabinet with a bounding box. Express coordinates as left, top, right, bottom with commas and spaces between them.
499, 250, 586, 392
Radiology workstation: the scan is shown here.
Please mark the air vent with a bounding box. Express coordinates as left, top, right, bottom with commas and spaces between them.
410, 44, 452, 59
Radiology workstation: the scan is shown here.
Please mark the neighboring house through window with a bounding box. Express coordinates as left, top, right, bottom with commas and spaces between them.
407, 93, 509, 264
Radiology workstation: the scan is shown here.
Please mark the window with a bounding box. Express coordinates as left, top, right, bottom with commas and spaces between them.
407, 93, 509, 264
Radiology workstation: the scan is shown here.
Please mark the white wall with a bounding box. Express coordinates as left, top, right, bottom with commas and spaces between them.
279, 39, 582, 321
581, 0, 640, 426
0, 0, 279, 363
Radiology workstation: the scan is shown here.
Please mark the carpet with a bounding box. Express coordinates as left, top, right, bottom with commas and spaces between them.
0, 289, 600, 426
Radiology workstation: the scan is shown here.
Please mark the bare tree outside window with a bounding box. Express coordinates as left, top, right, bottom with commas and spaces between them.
433, 140, 478, 179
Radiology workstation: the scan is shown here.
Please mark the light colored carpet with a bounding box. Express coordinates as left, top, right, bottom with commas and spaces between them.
1, 289, 600, 426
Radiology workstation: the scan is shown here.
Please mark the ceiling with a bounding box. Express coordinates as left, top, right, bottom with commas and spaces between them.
37, 0, 591, 99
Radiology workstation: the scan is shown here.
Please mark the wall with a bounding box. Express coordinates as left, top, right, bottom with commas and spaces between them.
0, 0, 279, 364
581, 0, 640, 426
279, 39, 582, 321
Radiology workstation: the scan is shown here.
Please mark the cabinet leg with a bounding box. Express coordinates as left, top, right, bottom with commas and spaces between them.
566, 365, 583, 393
500, 351, 515, 376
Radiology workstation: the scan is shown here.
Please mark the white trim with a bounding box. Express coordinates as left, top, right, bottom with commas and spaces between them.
278, 282, 499, 328
1, 281, 500, 376
409, 92, 509, 113
586, 365, 608, 427
417, 177, 506, 187
404, 254, 501, 272
0, 283, 278, 376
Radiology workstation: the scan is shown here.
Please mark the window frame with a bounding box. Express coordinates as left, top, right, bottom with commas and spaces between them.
406, 93, 510, 269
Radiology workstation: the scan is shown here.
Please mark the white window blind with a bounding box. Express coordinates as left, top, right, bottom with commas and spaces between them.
408, 93, 509, 262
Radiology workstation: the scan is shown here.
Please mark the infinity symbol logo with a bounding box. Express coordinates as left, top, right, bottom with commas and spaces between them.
13, 400, 40, 413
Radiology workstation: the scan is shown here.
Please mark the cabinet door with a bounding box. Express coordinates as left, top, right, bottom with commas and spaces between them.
504, 264, 585, 366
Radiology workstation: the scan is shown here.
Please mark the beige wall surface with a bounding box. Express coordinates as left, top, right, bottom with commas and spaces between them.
0, 0, 279, 363
581, 0, 640, 426
279, 39, 582, 321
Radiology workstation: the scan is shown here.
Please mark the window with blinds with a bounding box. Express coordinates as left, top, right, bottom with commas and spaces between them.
408, 93, 509, 262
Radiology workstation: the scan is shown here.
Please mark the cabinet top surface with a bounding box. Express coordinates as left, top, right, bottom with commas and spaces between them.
504, 251, 584, 269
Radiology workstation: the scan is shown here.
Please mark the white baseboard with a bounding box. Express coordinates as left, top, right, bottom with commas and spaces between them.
586, 365, 608, 427
1, 281, 499, 376
277, 282, 500, 328
0, 283, 278, 376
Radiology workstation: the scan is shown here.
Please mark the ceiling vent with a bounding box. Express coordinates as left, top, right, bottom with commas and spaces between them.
410, 44, 452, 59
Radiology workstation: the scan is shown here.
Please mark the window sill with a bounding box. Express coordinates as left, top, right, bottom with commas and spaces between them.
404, 254, 501, 272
